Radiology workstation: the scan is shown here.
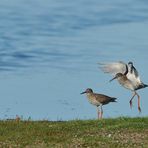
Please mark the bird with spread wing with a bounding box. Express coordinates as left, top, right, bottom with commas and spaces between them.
98, 61, 148, 113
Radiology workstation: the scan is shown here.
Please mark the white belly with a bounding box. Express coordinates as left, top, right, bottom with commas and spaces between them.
118, 79, 135, 91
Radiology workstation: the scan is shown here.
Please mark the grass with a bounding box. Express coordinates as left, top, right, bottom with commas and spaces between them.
0, 117, 147, 147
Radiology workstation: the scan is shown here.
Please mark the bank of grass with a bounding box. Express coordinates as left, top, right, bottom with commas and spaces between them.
0, 117, 147, 147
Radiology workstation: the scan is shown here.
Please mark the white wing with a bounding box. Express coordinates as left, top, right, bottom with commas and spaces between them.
98, 61, 142, 85
127, 64, 142, 84
98, 61, 127, 76
127, 72, 141, 87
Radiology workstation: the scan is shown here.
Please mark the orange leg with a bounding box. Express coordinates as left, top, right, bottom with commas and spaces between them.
100, 111, 103, 119
129, 92, 136, 109
97, 105, 103, 119
97, 107, 100, 119
135, 92, 141, 113
97, 111, 100, 119
100, 105, 103, 119
98, 111, 102, 119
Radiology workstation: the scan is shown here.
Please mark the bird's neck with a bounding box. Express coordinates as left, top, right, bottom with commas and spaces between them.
86, 93, 94, 99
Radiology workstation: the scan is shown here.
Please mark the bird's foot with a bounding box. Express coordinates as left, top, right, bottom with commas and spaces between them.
129, 100, 133, 109
138, 106, 141, 113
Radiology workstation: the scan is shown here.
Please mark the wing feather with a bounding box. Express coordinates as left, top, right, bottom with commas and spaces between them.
98, 61, 127, 75
127, 64, 141, 84
98, 61, 143, 85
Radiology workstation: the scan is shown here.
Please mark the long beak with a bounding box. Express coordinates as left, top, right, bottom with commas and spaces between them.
80, 91, 86, 94
109, 76, 117, 82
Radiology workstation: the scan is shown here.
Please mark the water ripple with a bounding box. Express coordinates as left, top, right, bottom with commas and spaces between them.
0, 0, 148, 72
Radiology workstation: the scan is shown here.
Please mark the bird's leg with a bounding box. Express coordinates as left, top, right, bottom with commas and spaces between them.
97, 106, 103, 119
100, 105, 103, 119
97, 106, 100, 119
135, 92, 141, 113
129, 92, 136, 109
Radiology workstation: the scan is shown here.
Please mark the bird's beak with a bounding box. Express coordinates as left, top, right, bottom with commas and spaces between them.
80, 91, 86, 94
109, 76, 117, 82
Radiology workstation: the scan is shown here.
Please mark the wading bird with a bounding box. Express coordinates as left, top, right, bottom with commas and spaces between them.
99, 61, 148, 112
81, 88, 117, 119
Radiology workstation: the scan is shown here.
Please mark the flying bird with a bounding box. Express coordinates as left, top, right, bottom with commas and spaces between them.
81, 88, 117, 119
98, 61, 148, 112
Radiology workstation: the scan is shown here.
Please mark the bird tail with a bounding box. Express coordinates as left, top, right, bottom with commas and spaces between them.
110, 97, 117, 102
143, 84, 148, 88
135, 83, 148, 90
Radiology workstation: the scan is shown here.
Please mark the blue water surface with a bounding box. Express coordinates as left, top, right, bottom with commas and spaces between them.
0, 0, 148, 120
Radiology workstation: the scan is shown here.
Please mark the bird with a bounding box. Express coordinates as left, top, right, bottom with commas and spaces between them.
98, 61, 148, 112
81, 88, 117, 119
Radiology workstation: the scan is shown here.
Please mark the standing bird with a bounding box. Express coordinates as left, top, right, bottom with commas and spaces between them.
98, 61, 148, 112
81, 88, 117, 119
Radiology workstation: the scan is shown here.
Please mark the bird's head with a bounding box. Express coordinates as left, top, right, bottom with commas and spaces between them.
128, 61, 133, 66
81, 88, 93, 94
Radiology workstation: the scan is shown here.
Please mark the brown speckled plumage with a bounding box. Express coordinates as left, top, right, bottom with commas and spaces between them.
81, 88, 117, 119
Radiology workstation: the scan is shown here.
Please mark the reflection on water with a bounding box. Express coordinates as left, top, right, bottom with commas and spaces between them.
0, 0, 148, 120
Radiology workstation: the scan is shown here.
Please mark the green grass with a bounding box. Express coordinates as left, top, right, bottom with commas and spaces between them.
0, 117, 148, 147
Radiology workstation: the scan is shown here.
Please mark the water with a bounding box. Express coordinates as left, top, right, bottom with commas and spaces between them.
0, 0, 148, 120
